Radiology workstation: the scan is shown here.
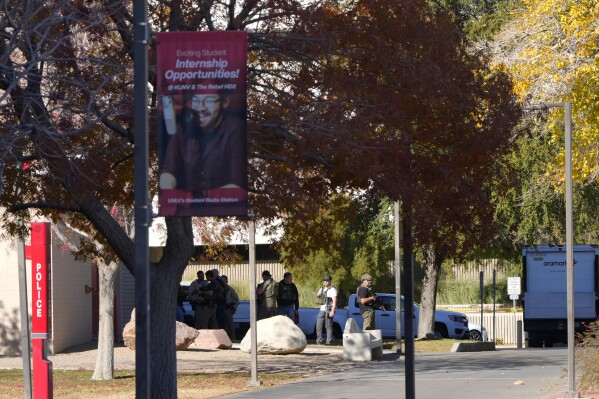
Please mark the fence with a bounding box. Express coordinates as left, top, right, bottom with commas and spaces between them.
449, 259, 510, 281
182, 261, 285, 284
388, 258, 513, 282
187, 258, 511, 286
464, 312, 523, 345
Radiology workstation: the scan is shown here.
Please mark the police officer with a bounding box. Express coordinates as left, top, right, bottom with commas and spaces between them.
316, 275, 337, 344
357, 274, 377, 330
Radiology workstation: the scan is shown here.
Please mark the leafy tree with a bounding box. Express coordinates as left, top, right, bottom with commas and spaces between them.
0, 1, 519, 396
484, 0, 599, 254
279, 194, 394, 305
492, 117, 599, 250
491, 0, 599, 185
428, 0, 521, 41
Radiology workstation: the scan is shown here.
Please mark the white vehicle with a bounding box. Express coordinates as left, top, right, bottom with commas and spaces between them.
182, 290, 471, 340
522, 245, 599, 347
467, 322, 487, 341
346, 293, 470, 339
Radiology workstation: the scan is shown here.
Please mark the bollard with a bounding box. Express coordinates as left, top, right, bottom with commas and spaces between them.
517, 320, 523, 349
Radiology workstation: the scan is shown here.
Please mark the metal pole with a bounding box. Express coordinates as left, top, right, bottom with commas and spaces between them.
513, 299, 517, 347
133, 0, 150, 397
247, 217, 261, 386
524, 102, 576, 396
493, 269, 496, 343
564, 102, 576, 397
403, 223, 415, 399
479, 271, 484, 336
394, 201, 402, 356
18, 239, 32, 399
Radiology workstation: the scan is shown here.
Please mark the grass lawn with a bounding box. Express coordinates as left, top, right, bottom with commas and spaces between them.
0, 369, 302, 399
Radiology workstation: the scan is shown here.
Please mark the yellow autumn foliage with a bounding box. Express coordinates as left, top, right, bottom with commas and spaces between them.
492, 0, 599, 186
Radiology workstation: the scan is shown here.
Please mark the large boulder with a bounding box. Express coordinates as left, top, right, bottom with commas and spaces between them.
175, 322, 201, 350
123, 309, 200, 351
193, 329, 232, 350
240, 315, 306, 354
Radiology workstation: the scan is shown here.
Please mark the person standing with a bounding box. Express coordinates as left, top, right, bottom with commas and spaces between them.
221, 275, 240, 340
277, 272, 299, 321
188, 270, 208, 329
197, 270, 219, 329
357, 274, 377, 330
316, 275, 337, 345
256, 270, 278, 320
211, 268, 227, 329
176, 282, 187, 323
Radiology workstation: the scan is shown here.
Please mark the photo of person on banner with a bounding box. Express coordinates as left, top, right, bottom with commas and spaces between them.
158, 79, 248, 216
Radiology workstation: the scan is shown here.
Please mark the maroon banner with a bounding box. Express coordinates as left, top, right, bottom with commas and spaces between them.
156, 31, 248, 217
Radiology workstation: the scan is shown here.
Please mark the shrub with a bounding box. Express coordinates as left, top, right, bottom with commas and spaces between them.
576, 321, 599, 390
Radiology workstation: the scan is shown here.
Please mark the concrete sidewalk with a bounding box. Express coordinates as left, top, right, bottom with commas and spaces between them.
223, 348, 569, 399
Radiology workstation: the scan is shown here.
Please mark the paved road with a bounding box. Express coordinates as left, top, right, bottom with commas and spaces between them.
223, 348, 569, 399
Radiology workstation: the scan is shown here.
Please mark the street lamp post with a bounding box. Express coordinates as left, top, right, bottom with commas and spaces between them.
525, 102, 576, 397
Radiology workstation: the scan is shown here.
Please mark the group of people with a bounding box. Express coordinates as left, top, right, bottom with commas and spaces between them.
181, 268, 380, 345
184, 269, 240, 340
256, 270, 300, 322
315, 272, 379, 344
256, 270, 380, 345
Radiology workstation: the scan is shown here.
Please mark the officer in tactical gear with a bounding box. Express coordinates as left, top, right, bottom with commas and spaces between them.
256, 270, 278, 320
316, 275, 337, 345
277, 272, 299, 320
357, 274, 377, 330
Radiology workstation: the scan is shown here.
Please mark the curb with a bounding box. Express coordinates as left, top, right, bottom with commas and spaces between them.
451, 341, 496, 352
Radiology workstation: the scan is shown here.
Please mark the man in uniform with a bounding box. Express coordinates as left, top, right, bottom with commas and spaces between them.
221, 275, 240, 340
256, 270, 278, 320
277, 272, 299, 321
357, 274, 377, 330
316, 275, 337, 344
188, 271, 208, 329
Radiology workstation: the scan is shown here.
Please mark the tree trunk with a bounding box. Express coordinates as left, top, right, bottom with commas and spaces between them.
92, 259, 120, 380
417, 246, 442, 339
149, 217, 194, 398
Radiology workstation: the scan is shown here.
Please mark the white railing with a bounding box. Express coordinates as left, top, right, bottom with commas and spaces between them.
465, 312, 523, 345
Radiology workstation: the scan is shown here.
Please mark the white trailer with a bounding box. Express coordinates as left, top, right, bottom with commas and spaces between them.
522, 245, 599, 347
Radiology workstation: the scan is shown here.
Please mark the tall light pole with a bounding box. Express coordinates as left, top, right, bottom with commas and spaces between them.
133, 0, 150, 397
394, 201, 402, 356
525, 102, 575, 397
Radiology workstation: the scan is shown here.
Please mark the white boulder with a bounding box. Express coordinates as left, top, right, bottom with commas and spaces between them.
240, 315, 306, 354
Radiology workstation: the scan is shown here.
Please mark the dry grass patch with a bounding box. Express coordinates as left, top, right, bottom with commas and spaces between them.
0, 369, 302, 399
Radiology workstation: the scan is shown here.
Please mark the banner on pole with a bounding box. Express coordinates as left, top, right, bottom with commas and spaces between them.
156, 31, 248, 217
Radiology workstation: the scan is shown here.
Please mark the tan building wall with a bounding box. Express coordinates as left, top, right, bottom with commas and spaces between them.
0, 231, 93, 355
0, 239, 25, 356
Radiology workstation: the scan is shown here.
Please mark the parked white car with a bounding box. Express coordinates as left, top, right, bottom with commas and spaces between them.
467, 321, 488, 341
